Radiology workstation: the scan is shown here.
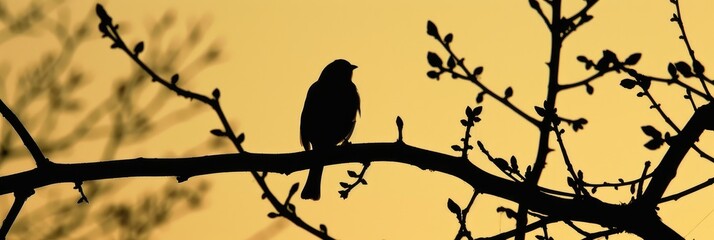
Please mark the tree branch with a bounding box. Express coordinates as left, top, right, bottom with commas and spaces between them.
0, 189, 34, 240
0, 141, 682, 239
0, 99, 52, 167
639, 103, 714, 206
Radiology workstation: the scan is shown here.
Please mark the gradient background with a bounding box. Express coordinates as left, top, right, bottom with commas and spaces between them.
2, 0, 714, 239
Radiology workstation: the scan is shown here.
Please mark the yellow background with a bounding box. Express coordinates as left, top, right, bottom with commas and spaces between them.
2, 0, 714, 239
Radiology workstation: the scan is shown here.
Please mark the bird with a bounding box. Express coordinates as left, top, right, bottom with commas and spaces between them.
300, 59, 360, 200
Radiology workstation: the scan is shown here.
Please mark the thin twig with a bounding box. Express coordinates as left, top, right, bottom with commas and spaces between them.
670, 0, 711, 97
474, 218, 557, 240
660, 177, 714, 203
0, 189, 35, 239
0, 99, 51, 167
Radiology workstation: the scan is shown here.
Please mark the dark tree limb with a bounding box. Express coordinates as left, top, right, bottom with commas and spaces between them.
0, 141, 687, 239
0, 100, 52, 167
639, 103, 714, 207
0, 189, 34, 240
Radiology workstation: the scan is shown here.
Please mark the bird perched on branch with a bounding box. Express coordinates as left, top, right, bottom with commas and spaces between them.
300, 59, 361, 200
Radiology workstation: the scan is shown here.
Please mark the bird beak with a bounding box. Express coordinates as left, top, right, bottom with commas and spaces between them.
351, 65, 358, 70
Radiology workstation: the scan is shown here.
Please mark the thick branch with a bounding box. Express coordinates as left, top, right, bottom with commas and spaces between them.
0, 142, 679, 238
639, 103, 714, 206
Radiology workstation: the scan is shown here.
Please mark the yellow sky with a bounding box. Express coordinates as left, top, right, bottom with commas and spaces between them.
3, 0, 714, 239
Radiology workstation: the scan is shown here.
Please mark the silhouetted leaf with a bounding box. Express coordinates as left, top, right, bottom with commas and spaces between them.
630, 184, 636, 194
236, 133, 245, 144
618, 178, 625, 184
447, 198, 461, 215
644, 139, 663, 150
396, 116, 404, 129
95, 4, 112, 23
624, 53, 641, 65
427, 70, 440, 80
465, 106, 472, 116
693, 60, 705, 75
210, 129, 225, 136
339, 182, 350, 188
473, 106, 483, 116
620, 79, 637, 89
585, 84, 594, 95
460, 119, 471, 126
451, 145, 463, 151
339, 190, 348, 199
493, 158, 510, 171
578, 170, 583, 180
528, 0, 540, 10
474, 66, 484, 75
134, 41, 144, 56
567, 177, 575, 187
576, 55, 589, 63
670, 13, 679, 22
668, 63, 677, 77
359, 179, 368, 185
171, 74, 179, 84
591, 187, 597, 194
504, 87, 513, 99
320, 224, 328, 233
267, 212, 279, 218
212, 88, 221, 99
447, 56, 456, 69
641, 125, 662, 139
534, 106, 546, 116
639, 77, 651, 90
510, 156, 519, 172
595, 50, 616, 71
444, 33, 453, 44
289, 182, 299, 196
571, 118, 587, 131
476, 92, 485, 103
675, 61, 693, 77
347, 170, 358, 178
427, 52, 443, 67
427, 20, 440, 39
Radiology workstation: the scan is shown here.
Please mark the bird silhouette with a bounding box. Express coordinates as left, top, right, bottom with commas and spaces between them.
300, 59, 360, 200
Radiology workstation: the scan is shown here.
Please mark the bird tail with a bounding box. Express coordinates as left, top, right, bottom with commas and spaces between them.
301, 166, 323, 200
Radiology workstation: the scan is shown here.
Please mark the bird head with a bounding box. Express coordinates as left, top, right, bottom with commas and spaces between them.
319, 59, 358, 82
